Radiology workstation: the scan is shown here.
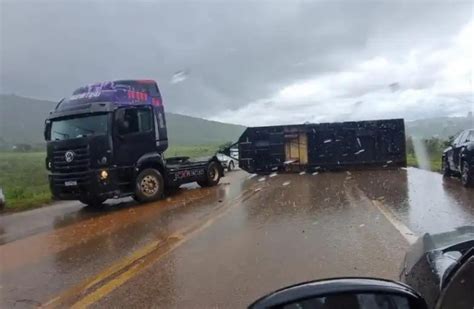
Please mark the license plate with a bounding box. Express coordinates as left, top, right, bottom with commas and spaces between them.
64, 180, 77, 186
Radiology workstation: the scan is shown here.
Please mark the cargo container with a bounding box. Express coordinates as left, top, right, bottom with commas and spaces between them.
237, 119, 406, 174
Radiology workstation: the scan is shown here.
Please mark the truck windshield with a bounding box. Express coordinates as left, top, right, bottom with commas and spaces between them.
50, 114, 108, 140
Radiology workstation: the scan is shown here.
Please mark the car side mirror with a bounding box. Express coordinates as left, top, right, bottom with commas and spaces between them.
249, 278, 428, 309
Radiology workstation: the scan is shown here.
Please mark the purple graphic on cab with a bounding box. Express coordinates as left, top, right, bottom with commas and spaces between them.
62, 80, 162, 108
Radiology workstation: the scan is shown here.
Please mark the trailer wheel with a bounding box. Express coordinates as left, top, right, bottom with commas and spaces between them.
80, 197, 107, 208
461, 161, 473, 187
135, 168, 164, 202
198, 161, 221, 187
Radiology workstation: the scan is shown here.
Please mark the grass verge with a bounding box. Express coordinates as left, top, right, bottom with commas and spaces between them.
0, 152, 51, 211
406, 153, 442, 172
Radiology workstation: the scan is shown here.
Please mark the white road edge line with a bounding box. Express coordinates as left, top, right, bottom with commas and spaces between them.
371, 199, 418, 245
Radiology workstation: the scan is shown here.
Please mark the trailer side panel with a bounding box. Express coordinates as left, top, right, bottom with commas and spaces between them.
238, 119, 406, 174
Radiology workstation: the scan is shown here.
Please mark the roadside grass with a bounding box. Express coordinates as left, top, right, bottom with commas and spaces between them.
165, 144, 220, 158
406, 153, 442, 172
0, 145, 220, 212
0, 152, 51, 211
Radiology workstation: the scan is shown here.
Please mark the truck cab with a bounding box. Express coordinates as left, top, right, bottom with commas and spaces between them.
45, 80, 223, 207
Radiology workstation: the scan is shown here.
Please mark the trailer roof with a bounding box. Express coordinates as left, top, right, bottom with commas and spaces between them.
243, 118, 404, 130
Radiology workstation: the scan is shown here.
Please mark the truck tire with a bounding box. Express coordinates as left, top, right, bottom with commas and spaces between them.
442, 157, 451, 177
228, 161, 234, 171
461, 161, 473, 187
80, 196, 107, 208
135, 168, 164, 202
198, 161, 221, 187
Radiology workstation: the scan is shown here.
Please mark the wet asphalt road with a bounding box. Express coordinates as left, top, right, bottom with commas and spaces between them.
0, 168, 473, 308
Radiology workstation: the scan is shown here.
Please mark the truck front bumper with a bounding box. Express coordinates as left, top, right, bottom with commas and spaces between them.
49, 168, 121, 201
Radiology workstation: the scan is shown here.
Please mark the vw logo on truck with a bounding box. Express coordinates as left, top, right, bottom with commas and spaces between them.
65, 151, 75, 163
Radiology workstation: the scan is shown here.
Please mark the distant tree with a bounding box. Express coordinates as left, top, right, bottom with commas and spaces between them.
444, 135, 455, 148
422, 137, 449, 156
217, 141, 234, 154
406, 136, 448, 156
406, 136, 414, 154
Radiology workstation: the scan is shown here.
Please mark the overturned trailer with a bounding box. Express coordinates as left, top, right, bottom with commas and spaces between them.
238, 119, 406, 174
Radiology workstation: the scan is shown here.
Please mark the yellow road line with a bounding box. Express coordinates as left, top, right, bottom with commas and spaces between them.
70, 233, 184, 308
41, 239, 164, 308
44, 185, 260, 308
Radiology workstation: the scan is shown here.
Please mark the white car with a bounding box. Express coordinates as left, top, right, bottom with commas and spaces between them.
217, 153, 238, 171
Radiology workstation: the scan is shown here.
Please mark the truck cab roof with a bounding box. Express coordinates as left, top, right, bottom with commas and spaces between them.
49, 80, 163, 119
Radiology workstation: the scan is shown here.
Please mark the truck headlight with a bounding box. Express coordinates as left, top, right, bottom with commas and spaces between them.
100, 170, 108, 180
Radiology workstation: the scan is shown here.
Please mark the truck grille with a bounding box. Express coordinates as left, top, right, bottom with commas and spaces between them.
52, 145, 91, 185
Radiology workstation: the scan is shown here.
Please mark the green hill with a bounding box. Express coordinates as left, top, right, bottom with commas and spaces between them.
0, 94, 245, 148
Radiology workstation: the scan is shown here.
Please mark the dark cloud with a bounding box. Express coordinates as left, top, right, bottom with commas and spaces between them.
1, 0, 472, 119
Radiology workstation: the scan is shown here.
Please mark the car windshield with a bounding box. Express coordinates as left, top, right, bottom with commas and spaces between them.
468, 131, 474, 142
50, 114, 108, 140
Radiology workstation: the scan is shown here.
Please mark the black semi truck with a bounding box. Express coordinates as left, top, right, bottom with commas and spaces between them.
235, 119, 406, 174
44, 80, 223, 207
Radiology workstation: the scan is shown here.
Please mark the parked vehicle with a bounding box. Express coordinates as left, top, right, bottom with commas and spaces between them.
44, 80, 223, 208
442, 129, 474, 187
250, 226, 474, 309
237, 119, 406, 174
0, 187, 5, 209
217, 152, 238, 171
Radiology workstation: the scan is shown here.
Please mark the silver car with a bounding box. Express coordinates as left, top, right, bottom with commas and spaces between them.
216, 153, 238, 171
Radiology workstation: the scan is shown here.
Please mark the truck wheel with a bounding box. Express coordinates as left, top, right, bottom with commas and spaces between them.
442, 158, 451, 177
80, 197, 106, 208
228, 161, 234, 171
461, 161, 473, 187
135, 168, 164, 202
198, 161, 221, 187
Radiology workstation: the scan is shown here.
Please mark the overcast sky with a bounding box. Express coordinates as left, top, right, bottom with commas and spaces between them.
1, 0, 473, 126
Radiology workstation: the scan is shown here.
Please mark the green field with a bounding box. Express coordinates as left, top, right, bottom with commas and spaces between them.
0, 152, 50, 211
0, 145, 219, 211
406, 153, 442, 172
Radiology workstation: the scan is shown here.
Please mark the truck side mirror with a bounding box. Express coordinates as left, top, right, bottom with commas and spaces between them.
249, 278, 428, 309
44, 120, 51, 141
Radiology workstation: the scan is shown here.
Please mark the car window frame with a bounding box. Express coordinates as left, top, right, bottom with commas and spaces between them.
458, 131, 469, 144
466, 130, 474, 142
453, 131, 466, 146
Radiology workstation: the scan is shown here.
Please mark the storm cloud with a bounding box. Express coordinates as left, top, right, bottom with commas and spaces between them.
1, 0, 473, 125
